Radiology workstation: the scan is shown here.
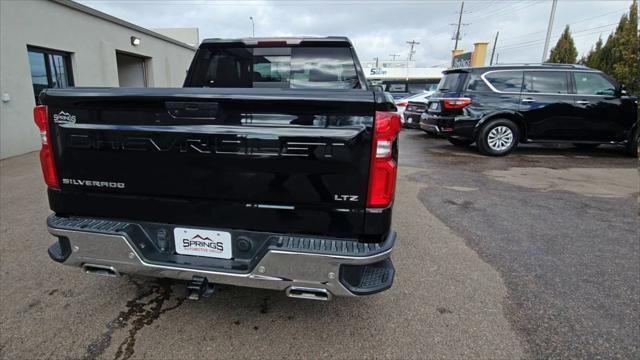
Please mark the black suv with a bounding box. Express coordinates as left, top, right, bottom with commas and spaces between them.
420, 64, 638, 156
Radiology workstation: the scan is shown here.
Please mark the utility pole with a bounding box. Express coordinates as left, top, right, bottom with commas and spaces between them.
406, 40, 420, 61
373, 57, 379, 68
451, 1, 465, 67
496, 53, 499, 65
490, 31, 499, 65
389, 53, 401, 61
249, 16, 255, 37
541, 0, 558, 63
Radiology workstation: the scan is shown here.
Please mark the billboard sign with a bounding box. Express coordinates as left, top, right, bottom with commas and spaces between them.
453, 52, 472, 68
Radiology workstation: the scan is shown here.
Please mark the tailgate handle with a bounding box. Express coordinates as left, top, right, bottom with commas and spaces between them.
166, 102, 219, 118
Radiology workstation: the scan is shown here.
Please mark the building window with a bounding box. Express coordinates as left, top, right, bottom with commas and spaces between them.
27, 46, 74, 103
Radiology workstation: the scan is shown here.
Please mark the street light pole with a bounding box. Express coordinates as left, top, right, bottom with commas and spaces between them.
490, 31, 499, 65
249, 17, 255, 37
541, 0, 558, 62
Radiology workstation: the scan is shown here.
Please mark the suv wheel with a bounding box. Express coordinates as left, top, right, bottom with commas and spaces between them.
448, 137, 474, 147
476, 119, 519, 156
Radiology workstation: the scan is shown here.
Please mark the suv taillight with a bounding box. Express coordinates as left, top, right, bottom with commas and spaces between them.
367, 111, 401, 208
443, 98, 472, 109
33, 105, 59, 189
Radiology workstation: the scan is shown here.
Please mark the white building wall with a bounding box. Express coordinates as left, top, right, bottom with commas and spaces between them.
362, 67, 447, 80
152, 28, 200, 47
0, 0, 196, 159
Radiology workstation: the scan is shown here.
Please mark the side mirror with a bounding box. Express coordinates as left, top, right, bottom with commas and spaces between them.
618, 84, 628, 97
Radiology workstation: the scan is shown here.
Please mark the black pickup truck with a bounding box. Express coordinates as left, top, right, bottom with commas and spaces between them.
36, 37, 400, 300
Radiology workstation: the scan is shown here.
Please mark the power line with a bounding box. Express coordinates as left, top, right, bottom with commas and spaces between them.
498, 28, 617, 52
498, 22, 619, 50
499, 8, 627, 43
492, 1, 541, 19
500, 22, 619, 48
497, 27, 618, 53
465, 0, 527, 20
463, 0, 502, 15
467, 1, 539, 22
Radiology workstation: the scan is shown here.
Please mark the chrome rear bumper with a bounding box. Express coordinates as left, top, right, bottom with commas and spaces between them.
47, 217, 395, 298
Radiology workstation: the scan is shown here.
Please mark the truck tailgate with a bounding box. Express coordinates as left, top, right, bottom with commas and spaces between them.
42, 88, 376, 237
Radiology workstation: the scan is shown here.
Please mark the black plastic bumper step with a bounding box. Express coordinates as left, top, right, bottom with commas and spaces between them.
274, 233, 395, 257
48, 215, 129, 234
339, 258, 395, 295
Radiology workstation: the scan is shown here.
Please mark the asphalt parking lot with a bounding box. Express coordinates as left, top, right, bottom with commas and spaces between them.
1, 130, 638, 359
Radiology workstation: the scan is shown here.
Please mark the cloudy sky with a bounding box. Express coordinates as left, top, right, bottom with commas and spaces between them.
78, 0, 634, 67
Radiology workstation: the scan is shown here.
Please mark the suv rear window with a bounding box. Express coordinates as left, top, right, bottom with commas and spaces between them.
188, 46, 361, 89
437, 73, 465, 92
466, 73, 491, 92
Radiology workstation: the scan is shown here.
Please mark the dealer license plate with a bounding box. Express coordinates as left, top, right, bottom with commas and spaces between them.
174, 227, 232, 259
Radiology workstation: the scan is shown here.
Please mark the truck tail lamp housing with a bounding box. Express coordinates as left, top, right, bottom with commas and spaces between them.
367, 111, 401, 208
33, 105, 59, 189
443, 98, 472, 109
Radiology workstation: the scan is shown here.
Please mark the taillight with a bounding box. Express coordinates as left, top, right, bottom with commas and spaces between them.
396, 101, 408, 107
33, 105, 59, 189
367, 111, 401, 208
443, 98, 472, 109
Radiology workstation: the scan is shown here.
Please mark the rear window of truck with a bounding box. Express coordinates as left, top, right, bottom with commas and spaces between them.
187, 46, 361, 89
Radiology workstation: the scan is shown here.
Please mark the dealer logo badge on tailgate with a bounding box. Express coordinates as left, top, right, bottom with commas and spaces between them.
53, 111, 76, 124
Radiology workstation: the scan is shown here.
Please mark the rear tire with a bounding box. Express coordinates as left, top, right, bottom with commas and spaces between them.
448, 137, 474, 147
573, 143, 599, 150
476, 118, 519, 156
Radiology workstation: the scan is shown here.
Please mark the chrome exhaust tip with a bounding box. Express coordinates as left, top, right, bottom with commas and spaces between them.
82, 264, 119, 277
286, 286, 332, 301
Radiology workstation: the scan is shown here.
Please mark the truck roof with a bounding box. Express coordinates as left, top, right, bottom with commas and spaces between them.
200, 36, 353, 47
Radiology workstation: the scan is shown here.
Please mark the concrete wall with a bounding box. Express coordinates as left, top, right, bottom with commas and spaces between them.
152, 28, 200, 47
0, 0, 196, 159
